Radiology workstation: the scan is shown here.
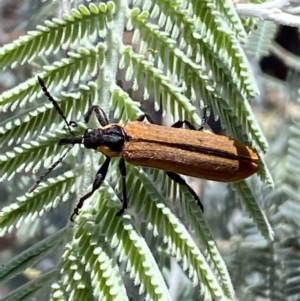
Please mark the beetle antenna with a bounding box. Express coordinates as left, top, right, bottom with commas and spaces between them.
28, 144, 74, 193
37, 76, 75, 136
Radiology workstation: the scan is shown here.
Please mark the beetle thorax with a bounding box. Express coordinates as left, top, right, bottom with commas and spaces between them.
84, 125, 126, 157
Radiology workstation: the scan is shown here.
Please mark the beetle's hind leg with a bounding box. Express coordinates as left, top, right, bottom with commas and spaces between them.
166, 171, 204, 212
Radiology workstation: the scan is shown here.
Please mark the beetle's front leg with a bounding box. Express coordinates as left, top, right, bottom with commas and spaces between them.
71, 156, 111, 221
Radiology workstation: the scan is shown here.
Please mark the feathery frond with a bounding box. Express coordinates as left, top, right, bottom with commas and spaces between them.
0, 1, 272, 300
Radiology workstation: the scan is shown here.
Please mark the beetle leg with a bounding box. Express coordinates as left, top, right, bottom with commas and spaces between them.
137, 114, 202, 130
166, 171, 204, 212
69, 121, 78, 127
137, 109, 209, 131
137, 107, 209, 130
200, 106, 209, 129
116, 158, 128, 216
84, 105, 109, 126
171, 120, 197, 130
136, 114, 156, 124
71, 156, 111, 221
172, 107, 209, 130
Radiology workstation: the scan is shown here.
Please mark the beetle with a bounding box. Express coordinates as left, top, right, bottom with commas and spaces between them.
34, 76, 259, 221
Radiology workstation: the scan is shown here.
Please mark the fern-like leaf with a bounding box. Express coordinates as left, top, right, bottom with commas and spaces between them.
0, 3, 114, 70
232, 180, 274, 241
0, 1, 273, 300
0, 227, 68, 285
0, 170, 78, 236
